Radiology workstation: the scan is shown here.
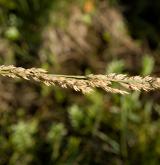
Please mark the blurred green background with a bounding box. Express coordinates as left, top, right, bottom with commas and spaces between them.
0, 0, 160, 164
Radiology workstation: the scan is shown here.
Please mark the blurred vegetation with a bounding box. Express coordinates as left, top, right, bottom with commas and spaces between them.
0, 0, 160, 165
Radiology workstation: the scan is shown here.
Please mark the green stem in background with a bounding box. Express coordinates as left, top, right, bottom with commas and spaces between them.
120, 106, 128, 159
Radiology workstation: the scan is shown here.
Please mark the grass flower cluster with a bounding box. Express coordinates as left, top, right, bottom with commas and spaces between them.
0, 65, 160, 94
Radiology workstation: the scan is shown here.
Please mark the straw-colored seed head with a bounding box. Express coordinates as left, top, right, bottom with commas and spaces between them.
0, 65, 160, 94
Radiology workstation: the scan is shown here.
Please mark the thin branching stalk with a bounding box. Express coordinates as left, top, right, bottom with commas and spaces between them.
0, 65, 160, 94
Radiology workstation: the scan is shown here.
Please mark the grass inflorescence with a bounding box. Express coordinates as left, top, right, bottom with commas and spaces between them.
0, 65, 160, 94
